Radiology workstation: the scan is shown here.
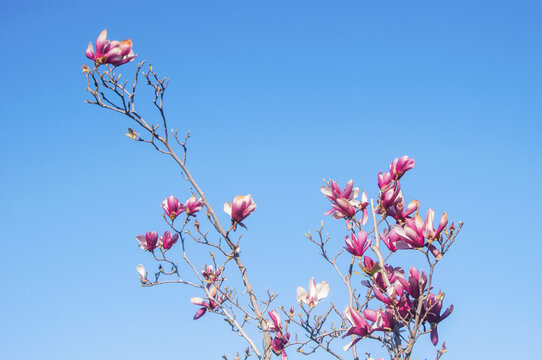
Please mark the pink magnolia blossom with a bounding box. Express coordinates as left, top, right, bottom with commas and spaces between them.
185, 196, 204, 216
85, 29, 136, 66
360, 256, 379, 275
344, 230, 372, 257
201, 264, 222, 283
398, 266, 428, 299
190, 286, 223, 320
363, 308, 394, 332
390, 155, 415, 180
342, 306, 372, 350
161, 195, 185, 220
158, 231, 179, 251
224, 194, 256, 226
321, 180, 368, 223
377, 171, 402, 212
387, 215, 426, 249
386, 197, 419, 221
267, 310, 283, 332
424, 208, 448, 240
423, 293, 454, 345
271, 331, 290, 360
136, 231, 159, 251
296, 277, 330, 307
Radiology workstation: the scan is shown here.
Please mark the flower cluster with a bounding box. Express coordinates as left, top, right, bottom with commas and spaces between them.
161, 195, 204, 220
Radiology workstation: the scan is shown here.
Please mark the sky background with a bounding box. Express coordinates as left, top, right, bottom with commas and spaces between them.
1, 1, 540, 359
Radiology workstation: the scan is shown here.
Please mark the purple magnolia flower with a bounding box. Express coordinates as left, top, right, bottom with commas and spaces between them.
344, 230, 372, 257
185, 196, 204, 216
423, 293, 454, 345
224, 194, 256, 226
296, 277, 330, 307
321, 180, 368, 223
161, 195, 185, 220
271, 331, 290, 360
85, 29, 136, 66
363, 308, 394, 332
158, 231, 179, 251
136, 231, 158, 251
402, 266, 428, 299
389, 155, 415, 180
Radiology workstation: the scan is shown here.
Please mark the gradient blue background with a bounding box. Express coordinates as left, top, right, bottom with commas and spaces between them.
1, 1, 540, 359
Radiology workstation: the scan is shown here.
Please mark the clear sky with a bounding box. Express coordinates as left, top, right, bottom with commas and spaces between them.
1, 1, 540, 359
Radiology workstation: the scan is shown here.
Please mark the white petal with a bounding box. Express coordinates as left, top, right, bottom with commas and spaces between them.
316, 281, 330, 300
223, 202, 232, 216
296, 286, 308, 303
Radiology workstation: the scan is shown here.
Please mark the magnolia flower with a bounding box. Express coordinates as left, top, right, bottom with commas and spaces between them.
423, 293, 454, 345
185, 196, 204, 216
136, 264, 147, 282
387, 215, 426, 249
344, 230, 372, 257
271, 332, 290, 360
224, 194, 256, 226
161, 195, 185, 220
404, 266, 428, 299
342, 306, 371, 350
136, 231, 159, 251
389, 155, 415, 180
190, 286, 223, 320
267, 310, 282, 332
296, 277, 329, 307
363, 308, 393, 332
424, 208, 448, 240
201, 264, 222, 283
360, 256, 378, 275
85, 29, 136, 66
321, 180, 368, 222
377, 171, 402, 211
158, 231, 179, 251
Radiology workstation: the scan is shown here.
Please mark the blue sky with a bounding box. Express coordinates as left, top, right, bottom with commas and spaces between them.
1, 1, 540, 359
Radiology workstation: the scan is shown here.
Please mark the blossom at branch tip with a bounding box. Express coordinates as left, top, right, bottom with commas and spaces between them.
158, 231, 179, 251
136, 264, 147, 282
224, 194, 256, 227
390, 155, 415, 180
296, 277, 329, 307
136, 231, 159, 251
387, 215, 426, 249
321, 180, 368, 223
185, 196, 204, 216
271, 331, 290, 359
344, 230, 372, 257
267, 310, 283, 332
161, 195, 185, 220
423, 293, 454, 345
85, 29, 136, 66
